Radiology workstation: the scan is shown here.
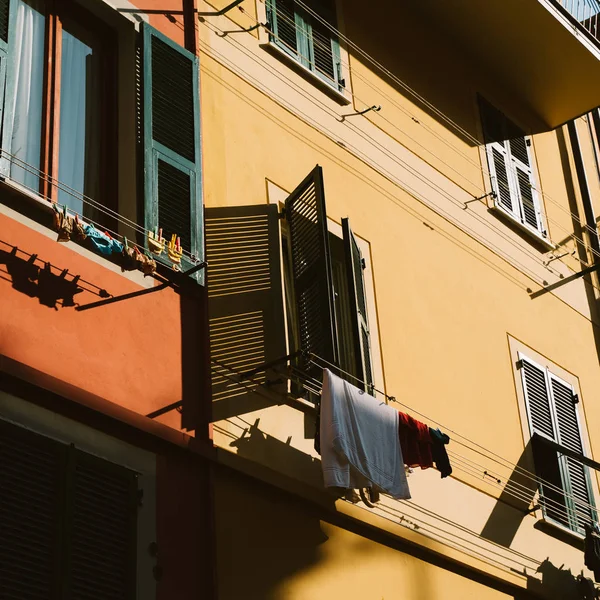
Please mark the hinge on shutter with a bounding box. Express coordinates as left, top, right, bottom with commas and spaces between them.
526, 139, 531, 147
572, 393, 579, 404
361, 258, 366, 270
516, 359, 524, 370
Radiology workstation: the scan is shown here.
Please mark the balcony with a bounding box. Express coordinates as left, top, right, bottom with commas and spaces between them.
413, 0, 600, 129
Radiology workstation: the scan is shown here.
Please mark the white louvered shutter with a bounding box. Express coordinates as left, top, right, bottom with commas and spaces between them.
487, 142, 518, 217
508, 137, 543, 234
549, 374, 595, 531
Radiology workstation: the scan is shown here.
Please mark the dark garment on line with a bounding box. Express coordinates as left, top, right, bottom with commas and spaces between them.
585, 524, 600, 583
430, 427, 452, 478
398, 412, 433, 469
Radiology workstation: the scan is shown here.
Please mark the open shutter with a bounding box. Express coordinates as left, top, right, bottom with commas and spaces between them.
0, 419, 64, 599
342, 218, 373, 392
66, 450, 138, 600
509, 136, 543, 233
266, 0, 300, 58
285, 166, 338, 380
549, 375, 596, 531
520, 356, 570, 527
206, 204, 287, 421
142, 24, 203, 281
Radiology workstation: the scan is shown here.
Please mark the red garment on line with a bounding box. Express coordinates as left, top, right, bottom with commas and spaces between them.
398, 412, 433, 469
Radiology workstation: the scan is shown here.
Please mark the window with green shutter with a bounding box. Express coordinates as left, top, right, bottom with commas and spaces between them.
479, 98, 546, 239
142, 23, 204, 282
518, 354, 597, 533
0, 419, 139, 599
265, 0, 344, 91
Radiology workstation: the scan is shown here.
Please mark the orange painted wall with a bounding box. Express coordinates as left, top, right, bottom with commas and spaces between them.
0, 211, 200, 427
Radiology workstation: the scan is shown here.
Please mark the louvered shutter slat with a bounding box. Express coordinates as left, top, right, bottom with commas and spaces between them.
286, 166, 339, 381
522, 360, 555, 440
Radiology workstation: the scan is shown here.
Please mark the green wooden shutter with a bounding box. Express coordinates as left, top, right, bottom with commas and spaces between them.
0, 419, 64, 600
267, 0, 300, 58
285, 165, 338, 378
205, 204, 287, 421
342, 218, 373, 392
0, 0, 16, 176
549, 374, 596, 532
66, 450, 138, 600
142, 23, 203, 282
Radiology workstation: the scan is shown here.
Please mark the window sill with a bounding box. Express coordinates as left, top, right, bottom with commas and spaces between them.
260, 41, 351, 106
490, 204, 556, 252
534, 516, 584, 549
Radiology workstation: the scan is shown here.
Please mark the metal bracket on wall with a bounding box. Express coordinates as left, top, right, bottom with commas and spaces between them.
217, 22, 261, 36
339, 105, 381, 123
463, 190, 496, 210
197, 0, 244, 19
74, 262, 207, 312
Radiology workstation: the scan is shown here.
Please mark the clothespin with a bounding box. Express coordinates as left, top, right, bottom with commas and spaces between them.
167, 233, 183, 268
56, 205, 73, 243
73, 213, 87, 241
148, 228, 165, 256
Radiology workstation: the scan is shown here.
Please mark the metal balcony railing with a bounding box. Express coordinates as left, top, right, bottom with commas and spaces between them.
557, 0, 600, 42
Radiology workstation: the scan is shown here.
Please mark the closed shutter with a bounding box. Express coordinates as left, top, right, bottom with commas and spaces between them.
0, 420, 64, 600
509, 136, 542, 232
549, 374, 596, 531
142, 23, 203, 281
205, 204, 287, 421
342, 218, 373, 392
67, 450, 137, 600
0, 0, 15, 176
285, 165, 339, 379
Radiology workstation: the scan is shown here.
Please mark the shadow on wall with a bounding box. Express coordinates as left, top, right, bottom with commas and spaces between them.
228, 417, 324, 489
0, 244, 102, 310
527, 559, 599, 599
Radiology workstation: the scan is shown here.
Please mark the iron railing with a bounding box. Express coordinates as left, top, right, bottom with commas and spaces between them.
557, 0, 600, 42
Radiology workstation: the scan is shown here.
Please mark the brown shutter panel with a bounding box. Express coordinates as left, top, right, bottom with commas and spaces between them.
205, 204, 287, 420
285, 165, 339, 381
0, 420, 64, 600
66, 450, 138, 600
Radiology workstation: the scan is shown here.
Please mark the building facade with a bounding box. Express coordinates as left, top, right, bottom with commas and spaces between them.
2, 0, 600, 598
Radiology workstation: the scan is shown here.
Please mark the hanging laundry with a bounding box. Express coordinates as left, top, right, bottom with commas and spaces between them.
429, 427, 452, 478
83, 224, 123, 256
73, 214, 87, 241
121, 238, 138, 272
585, 523, 600, 583
53, 205, 74, 243
320, 369, 410, 499
398, 412, 433, 470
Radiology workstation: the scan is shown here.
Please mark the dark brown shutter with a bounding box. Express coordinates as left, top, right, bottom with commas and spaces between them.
205, 204, 287, 420
342, 218, 373, 392
67, 450, 138, 600
0, 420, 64, 600
285, 165, 339, 377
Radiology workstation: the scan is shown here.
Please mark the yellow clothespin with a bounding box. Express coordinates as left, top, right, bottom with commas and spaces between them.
148, 228, 165, 256
167, 233, 183, 268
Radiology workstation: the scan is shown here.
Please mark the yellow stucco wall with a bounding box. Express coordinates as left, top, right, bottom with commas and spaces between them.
199, 0, 600, 595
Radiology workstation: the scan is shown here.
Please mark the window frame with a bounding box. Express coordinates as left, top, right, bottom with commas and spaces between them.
3, 0, 117, 220
517, 351, 597, 534
265, 0, 345, 92
479, 98, 548, 244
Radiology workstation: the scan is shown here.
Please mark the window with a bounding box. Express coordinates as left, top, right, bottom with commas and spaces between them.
265, 0, 344, 91
204, 166, 374, 419
518, 354, 596, 533
2, 0, 115, 221
0, 0, 205, 279
0, 418, 138, 598
479, 98, 546, 239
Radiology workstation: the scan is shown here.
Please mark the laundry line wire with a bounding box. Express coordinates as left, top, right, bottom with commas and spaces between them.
2, 151, 199, 261
212, 365, 540, 574
233, 6, 600, 265
203, 21, 600, 293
